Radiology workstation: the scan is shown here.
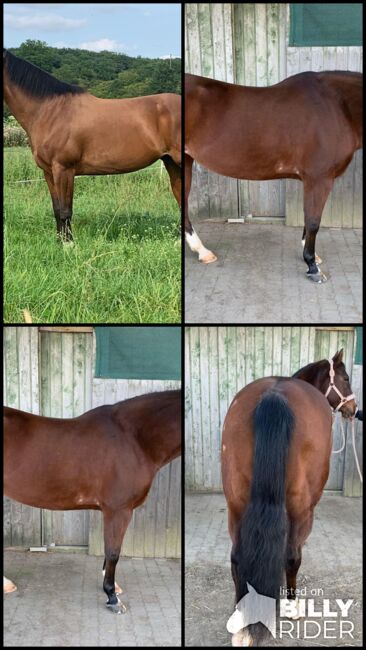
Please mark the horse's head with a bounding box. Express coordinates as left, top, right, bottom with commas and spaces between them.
324, 349, 357, 419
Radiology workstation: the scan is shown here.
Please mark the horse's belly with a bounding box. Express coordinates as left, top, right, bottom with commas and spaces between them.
76, 150, 159, 175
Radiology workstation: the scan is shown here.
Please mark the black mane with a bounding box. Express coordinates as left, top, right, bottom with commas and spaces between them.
3, 49, 86, 99
292, 359, 327, 379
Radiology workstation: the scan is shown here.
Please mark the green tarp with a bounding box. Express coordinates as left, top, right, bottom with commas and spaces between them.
95, 327, 181, 380
354, 327, 363, 365
290, 3, 362, 46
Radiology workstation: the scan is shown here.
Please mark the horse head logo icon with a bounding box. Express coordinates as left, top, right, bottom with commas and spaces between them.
227, 582, 276, 638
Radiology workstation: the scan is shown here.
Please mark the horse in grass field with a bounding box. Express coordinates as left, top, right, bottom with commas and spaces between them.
3, 49, 181, 241
185, 71, 362, 283
222, 350, 356, 645
4, 390, 181, 614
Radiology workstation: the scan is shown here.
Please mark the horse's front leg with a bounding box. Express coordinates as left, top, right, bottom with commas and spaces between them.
103, 508, 132, 613
301, 226, 322, 265
43, 170, 62, 234
52, 162, 75, 243
302, 175, 333, 283
184, 154, 217, 264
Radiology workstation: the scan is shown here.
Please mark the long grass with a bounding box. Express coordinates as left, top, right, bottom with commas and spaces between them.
4, 148, 181, 323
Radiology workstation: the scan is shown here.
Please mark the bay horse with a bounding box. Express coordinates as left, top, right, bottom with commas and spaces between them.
185, 71, 362, 283
3, 49, 181, 241
4, 390, 181, 613
221, 350, 356, 645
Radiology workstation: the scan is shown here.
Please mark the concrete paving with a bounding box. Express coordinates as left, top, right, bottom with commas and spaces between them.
185, 493, 362, 647
185, 223, 362, 323
4, 551, 181, 647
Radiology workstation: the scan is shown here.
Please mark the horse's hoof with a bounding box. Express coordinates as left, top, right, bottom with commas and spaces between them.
306, 269, 327, 283
106, 598, 127, 614
62, 240, 75, 249
199, 251, 217, 264
4, 578, 17, 594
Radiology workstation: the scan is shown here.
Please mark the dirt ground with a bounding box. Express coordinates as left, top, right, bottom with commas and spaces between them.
185, 493, 362, 647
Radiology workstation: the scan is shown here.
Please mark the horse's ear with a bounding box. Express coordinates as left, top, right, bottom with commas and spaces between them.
332, 349, 344, 365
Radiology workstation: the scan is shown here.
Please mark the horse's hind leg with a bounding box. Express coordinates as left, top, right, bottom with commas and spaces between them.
301, 226, 322, 265
43, 170, 62, 234
184, 154, 217, 264
285, 510, 314, 619
162, 155, 182, 207
52, 162, 75, 243
103, 508, 132, 613
102, 557, 122, 594
302, 175, 333, 282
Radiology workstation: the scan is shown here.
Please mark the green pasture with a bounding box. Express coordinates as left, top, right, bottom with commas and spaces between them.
4, 148, 181, 323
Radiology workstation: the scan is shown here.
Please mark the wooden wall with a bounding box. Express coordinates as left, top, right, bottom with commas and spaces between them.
185, 326, 362, 496
4, 327, 181, 558
185, 3, 362, 227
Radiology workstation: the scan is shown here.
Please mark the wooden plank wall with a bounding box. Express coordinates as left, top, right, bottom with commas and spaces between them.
4, 327, 41, 547
185, 3, 238, 220
185, 326, 361, 495
233, 3, 287, 218
185, 3, 362, 227
286, 39, 363, 228
4, 328, 181, 558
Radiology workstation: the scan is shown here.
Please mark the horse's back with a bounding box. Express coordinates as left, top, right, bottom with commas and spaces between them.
185, 70, 362, 171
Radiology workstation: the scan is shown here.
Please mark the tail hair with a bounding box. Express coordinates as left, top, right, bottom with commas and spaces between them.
232, 389, 294, 601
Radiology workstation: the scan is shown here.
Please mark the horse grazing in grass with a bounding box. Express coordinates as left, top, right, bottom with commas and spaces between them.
3, 48, 181, 241
4, 390, 181, 613
185, 71, 362, 282
222, 350, 356, 645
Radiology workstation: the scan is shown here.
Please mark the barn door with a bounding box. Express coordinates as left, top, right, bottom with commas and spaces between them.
4, 327, 42, 547
39, 329, 94, 547
233, 4, 287, 218
314, 328, 354, 492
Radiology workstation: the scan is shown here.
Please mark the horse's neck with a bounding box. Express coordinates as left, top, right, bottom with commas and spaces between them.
138, 422, 181, 469
295, 364, 325, 392
3, 78, 40, 133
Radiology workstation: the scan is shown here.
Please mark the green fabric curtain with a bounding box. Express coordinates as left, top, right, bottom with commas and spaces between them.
354, 327, 363, 365
95, 327, 181, 380
290, 3, 362, 46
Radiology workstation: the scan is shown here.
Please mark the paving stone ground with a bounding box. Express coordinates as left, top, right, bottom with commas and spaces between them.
185, 223, 362, 323
185, 493, 362, 647
4, 552, 181, 647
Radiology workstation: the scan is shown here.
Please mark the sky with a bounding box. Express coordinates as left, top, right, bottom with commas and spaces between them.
4, 3, 181, 58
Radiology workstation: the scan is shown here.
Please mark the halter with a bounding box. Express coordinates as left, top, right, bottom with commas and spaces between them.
325, 359, 362, 484
324, 358, 356, 412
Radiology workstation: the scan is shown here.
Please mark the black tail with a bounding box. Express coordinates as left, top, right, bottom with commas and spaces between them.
232, 389, 294, 603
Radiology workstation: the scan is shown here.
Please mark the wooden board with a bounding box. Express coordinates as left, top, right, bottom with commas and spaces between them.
185, 326, 360, 495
